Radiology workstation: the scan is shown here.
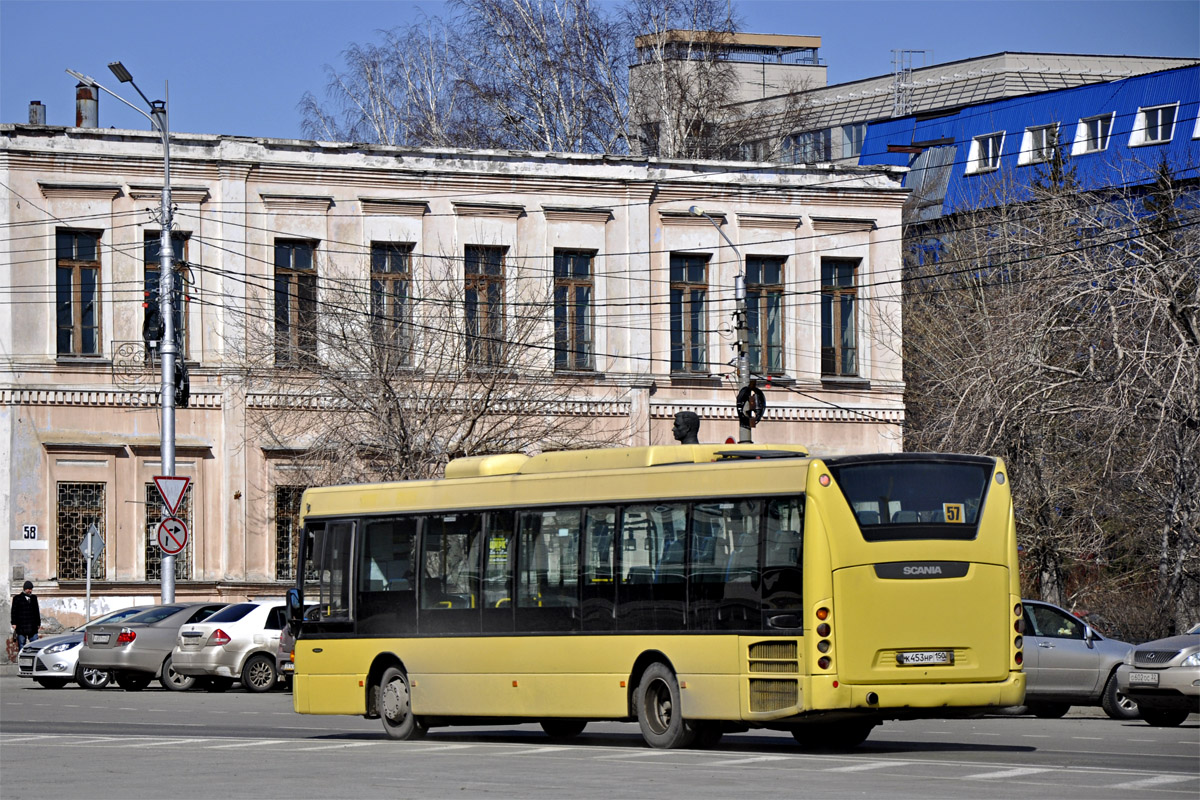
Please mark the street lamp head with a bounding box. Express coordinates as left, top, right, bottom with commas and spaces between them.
689, 205, 705, 217
108, 61, 134, 83
65, 68, 97, 88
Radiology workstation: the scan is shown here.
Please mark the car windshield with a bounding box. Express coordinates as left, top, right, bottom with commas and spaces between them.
75, 607, 147, 631
125, 605, 185, 625
204, 603, 257, 623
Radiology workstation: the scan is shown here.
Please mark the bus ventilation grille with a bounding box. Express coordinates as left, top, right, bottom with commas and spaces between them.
748, 641, 799, 712
749, 679, 798, 712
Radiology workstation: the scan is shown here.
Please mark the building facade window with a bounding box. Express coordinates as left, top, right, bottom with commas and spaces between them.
274, 485, 308, 581
143, 232, 188, 358
274, 239, 318, 365
464, 245, 506, 367
1074, 113, 1114, 154
746, 256, 785, 376
553, 249, 595, 371
669, 253, 709, 374
787, 129, 832, 163
370, 242, 413, 365
821, 259, 858, 377
55, 230, 101, 356
1131, 104, 1177, 146
968, 132, 1004, 173
1019, 124, 1058, 165
841, 123, 867, 159
145, 482, 192, 581
56, 482, 106, 580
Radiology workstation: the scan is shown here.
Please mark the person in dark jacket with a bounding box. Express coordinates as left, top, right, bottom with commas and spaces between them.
11, 581, 41, 649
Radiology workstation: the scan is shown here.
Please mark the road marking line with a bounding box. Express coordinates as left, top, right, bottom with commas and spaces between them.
508, 747, 568, 755
293, 742, 382, 751
826, 761, 909, 772
208, 739, 287, 749
1072, 736, 1103, 740
407, 744, 474, 752
966, 767, 1052, 780
596, 751, 673, 760
1111, 775, 1193, 790
713, 756, 791, 766
1021, 734, 1051, 738
0, 735, 55, 743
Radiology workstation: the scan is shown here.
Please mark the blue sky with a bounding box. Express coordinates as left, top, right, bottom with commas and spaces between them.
1, 0, 1197, 140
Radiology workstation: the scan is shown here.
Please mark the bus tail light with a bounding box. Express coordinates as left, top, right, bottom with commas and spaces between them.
816, 623, 831, 637
208, 629, 231, 646
1015, 651, 1023, 666
818, 656, 832, 670
1014, 603, 1023, 617
1015, 617, 1024, 633
1014, 636, 1023, 650
116, 628, 137, 645
816, 607, 829, 621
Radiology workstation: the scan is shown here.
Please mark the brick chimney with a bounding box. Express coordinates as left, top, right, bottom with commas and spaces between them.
76, 83, 98, 127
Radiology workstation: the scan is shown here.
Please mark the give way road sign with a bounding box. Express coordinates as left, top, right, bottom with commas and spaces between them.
154, 476, 190, 515
156, 517, 189, 555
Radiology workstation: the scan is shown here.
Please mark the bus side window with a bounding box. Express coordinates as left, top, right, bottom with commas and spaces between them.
582, 507, 617, 631
357, 518, 417, 635
515, 508, 580, 633
762, 497, 804, 617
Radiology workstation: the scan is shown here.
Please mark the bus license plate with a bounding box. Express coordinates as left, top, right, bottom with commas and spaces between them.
1128, 671, 1159, 685
897, 650, 953, 666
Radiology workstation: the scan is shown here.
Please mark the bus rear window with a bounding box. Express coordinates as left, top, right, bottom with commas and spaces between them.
827, 459, 993, 541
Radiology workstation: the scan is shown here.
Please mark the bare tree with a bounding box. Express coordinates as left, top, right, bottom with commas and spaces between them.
900, 154, 1200, 635
230, 249, 621, 487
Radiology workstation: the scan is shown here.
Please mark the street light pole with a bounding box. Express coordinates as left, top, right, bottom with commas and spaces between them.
689, 206, 757, 443
67, 64, 176, 602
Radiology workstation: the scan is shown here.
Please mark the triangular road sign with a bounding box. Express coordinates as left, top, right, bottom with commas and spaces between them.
154, 476, 190, 515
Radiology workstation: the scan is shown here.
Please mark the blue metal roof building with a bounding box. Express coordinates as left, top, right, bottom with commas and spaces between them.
858, 64, 1200, 219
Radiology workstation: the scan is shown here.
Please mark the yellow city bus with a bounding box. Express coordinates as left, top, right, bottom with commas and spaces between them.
286, 444, 1024, 749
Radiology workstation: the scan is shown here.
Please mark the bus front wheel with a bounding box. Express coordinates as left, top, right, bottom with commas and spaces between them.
636, 663, 696, 749
379, 667, 428, 741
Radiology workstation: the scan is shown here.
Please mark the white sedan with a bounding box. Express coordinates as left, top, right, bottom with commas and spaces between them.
171, 600, 287, 692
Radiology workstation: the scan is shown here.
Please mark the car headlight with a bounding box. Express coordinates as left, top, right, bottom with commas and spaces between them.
42, 641, 80, 655
1182, 652, 1200, 667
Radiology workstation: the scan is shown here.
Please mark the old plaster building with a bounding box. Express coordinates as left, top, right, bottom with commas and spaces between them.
1, 119, 906, 615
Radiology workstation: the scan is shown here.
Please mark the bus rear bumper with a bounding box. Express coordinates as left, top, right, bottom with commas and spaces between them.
812, 672, 1026, 716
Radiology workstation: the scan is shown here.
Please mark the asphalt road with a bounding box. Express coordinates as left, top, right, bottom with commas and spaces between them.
1, 674, 1196, 800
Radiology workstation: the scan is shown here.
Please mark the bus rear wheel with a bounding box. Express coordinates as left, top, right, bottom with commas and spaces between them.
379, 667, 428, 740
636, 663, 696, 749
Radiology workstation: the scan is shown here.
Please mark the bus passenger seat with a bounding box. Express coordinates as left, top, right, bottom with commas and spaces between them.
856, 510, 880, 525
892, 510, 919, 523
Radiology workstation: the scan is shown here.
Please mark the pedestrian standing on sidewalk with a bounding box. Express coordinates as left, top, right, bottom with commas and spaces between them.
11, 580, 41, 649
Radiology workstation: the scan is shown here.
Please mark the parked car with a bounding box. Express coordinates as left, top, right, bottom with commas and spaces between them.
172, 600, 287, 692
1116, 622, 1200, 727
1020, 599, 1138, 720
79, 602, 228, 691
17, 606, 150, 689
275, 604, 316, 690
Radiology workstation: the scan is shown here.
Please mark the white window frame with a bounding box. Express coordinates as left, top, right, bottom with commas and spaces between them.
841, 122, 867, 160
1018, 124, 1059, 166
1129, 103, 1179, 147
966, 132, 1004, 174
1072, 113, 1115, 155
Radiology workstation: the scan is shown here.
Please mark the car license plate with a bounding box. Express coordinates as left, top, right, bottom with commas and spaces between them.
18, 656, 33, 669
91, 633, 110, 644
1128, 671, 1159, 686
897, 650, 954, 666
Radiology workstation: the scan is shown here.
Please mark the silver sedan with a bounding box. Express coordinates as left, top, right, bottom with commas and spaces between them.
17, 606, 149, 689
78, 602, 227, 691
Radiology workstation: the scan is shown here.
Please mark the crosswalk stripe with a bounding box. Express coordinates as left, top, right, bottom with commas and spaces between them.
713, 756, 790, 766
208, 739, 288, 749
1110, 774, 1193, 790
966, 767, 1052, 780
826, 760, 909, 772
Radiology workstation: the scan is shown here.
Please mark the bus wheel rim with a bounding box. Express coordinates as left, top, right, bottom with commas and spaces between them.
648, 679, 672, 734
383, 677, 409, 722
